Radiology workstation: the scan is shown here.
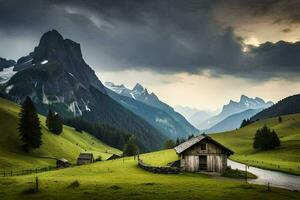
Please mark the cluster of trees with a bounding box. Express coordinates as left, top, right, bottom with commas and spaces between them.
18, 97, 42, 152
63, 117, 129, 150
253, 125, 280, 150
240, 119, 252, 128
164, 135, 197, 149
123, 136, 139, 156
46, 109, 63, 134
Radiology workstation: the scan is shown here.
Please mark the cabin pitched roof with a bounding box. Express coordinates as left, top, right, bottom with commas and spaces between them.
174, 135, 234, 155
57, 158, 69, 163
78, 153, 94, 160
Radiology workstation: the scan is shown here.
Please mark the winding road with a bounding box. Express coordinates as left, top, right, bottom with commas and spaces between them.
228, 160, 300, 191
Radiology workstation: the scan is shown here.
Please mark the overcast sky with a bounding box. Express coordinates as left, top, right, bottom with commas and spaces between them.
1, 0, 300, 110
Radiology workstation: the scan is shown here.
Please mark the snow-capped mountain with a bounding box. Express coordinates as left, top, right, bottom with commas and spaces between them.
105, 82, 199, 138
197, 95, 274, 130
105, 82, 160, 105
0, 66, 17, 84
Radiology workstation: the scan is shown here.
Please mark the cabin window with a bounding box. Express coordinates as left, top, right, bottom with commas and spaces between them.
200, 144, 206, 150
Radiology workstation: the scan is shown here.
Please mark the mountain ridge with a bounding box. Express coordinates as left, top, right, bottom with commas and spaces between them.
251, 93, 300, 121
197, 95, 273, 130
0, 29, 165, 152
105, 82, 199, 138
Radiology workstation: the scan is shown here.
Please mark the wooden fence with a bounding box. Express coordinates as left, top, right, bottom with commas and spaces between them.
0, 166, 57, 177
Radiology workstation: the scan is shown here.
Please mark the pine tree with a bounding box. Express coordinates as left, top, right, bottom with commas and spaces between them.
46, 109, 63, 134
46, 109, 54, 131
52, 113, 63, 134
164, 139, 175, 149
278, 116, 282, 123
18, 97, 42, 151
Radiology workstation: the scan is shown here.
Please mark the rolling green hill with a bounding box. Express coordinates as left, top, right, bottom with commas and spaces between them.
0, 97, 121, 170
0, 149, 297, 200
212, 113, 300, 175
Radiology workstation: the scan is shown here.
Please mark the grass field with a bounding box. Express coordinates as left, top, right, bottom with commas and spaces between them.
0, 149, 298, 200
212, 114, 300, 175
0, 97, 121, 170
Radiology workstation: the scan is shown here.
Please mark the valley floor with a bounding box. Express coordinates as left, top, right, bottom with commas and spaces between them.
0, 150, 299, 200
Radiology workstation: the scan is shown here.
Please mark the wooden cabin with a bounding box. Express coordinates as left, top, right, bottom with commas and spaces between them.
56, 158, 70, 168
77, 153, 94, 165
174, 135, 234, 173
107, 154, 121, 160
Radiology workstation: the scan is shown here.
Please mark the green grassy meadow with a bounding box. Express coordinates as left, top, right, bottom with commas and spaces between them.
0, 97, 121, 170
0, 97, 299, 199
212, 113, 300, 175
0, 149, 299, 200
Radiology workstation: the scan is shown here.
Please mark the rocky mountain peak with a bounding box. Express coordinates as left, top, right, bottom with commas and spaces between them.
133, 83, 144, 92
0, 57, 16, 70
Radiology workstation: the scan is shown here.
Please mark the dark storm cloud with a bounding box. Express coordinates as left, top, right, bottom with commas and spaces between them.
0, 0, 300, 80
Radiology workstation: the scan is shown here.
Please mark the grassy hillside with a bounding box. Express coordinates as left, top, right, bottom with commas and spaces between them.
0, 149, 298, 200
0, 97, 121, 170
212, 113, 300, 175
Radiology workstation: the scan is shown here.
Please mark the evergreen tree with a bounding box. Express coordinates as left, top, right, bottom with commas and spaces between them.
18, 97, 42, 151
164, 139, 175, 149
253, 125, 280, 150
52, 113, 63, 134
123, 136, 139, 156
175, 138, 180, 146
188, 134, 194, 139
240, 119, 252, 128
46, 109, 54, 131
46, 109, 63, 134
278, 116, 282, 123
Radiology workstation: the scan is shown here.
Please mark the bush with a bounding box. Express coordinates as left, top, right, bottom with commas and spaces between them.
95, 156, 102, 162
67, 180, 80, 189
253, 125, 280, 150
222, 168, 257, 179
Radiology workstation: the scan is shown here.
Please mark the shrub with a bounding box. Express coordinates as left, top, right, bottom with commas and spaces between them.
67, 180, 80, 189
95, 156, 102, 162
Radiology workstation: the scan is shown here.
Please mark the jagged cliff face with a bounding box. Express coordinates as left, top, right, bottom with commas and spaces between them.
32, 30, 105, 93
4, 30, 105, 116
0, 57, 15, 70
1, 30, 165, 151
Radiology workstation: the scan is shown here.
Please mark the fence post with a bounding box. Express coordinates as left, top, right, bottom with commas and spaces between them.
267, 182, 270, 191
35, 176, 39, 192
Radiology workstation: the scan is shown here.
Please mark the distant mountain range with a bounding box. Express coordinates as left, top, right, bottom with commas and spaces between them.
197, 95, 273, 132
205, 109, 263, 133
0, 30, 166, 152
105, 82, 198, 139
251, 94, 300, 121
174, 106, 215, 128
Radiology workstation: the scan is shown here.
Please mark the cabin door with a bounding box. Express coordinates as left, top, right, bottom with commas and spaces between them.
199, 155, 207, 170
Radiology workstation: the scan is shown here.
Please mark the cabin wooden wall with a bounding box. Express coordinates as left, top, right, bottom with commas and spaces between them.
180, 139, 227, 173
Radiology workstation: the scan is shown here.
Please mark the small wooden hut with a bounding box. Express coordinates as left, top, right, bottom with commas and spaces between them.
56, 158, 70, 168
174, 134, 233, 173
77, 153, 94, 165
